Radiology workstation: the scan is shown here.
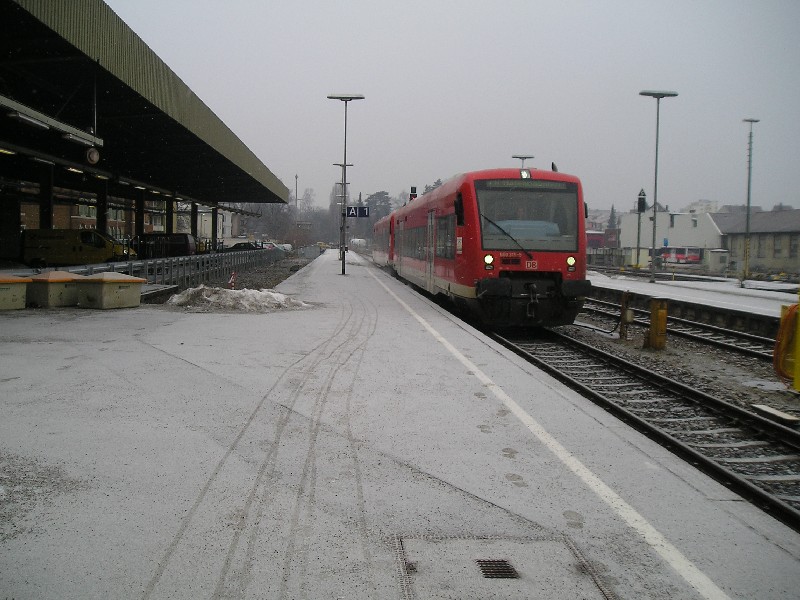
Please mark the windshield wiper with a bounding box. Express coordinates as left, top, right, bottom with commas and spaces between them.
479, 213, 533, 259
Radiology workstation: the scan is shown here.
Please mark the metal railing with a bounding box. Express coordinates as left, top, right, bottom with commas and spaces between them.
63, 248, 287, 288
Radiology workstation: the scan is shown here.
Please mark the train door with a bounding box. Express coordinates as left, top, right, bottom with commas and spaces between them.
398, 221, 404, 275
388, 216, 395, 263
426, 210, 435, 291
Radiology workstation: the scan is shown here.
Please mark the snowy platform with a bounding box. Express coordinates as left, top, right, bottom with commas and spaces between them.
589, 271, 799, 318
1, 250, 798, 599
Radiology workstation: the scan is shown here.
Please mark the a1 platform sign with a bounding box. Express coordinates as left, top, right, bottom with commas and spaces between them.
346, 206, 370, 218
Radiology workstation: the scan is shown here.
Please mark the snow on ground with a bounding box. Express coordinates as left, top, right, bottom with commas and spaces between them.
587, 271, 798, 318
166, 285, 310, 312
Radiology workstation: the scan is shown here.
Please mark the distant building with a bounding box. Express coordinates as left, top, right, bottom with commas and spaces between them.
711, 209, 800, 274
679, 199, 718, 214
615, 205, 800, 275
586, 231, 605, 249
586, 209, 611, 232
718, 204, 763, 214
586, 226, 622, 266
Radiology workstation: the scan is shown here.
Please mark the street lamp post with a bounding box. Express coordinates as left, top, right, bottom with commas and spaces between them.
640, 90, 678, 282
327, 93, 364, 275
512, 154, 534, 169
742, 118, 760, 285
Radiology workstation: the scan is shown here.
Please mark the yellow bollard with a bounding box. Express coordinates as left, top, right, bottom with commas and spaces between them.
645, 297, 668, 350
795, 292, 800, 392
776, 301, 799, 389
619, 291, 633, 340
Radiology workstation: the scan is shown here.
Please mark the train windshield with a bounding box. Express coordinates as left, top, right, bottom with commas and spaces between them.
475, 179, 579, 251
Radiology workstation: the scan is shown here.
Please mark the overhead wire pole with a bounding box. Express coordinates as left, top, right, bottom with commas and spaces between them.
742, 118, 760, 286
328, 94, 364, 275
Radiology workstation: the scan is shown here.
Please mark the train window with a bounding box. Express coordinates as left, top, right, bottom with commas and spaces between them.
399, 225, 427, 259
436, 214, 455, 259
474, 179, 579, 252
455, 194, 464, 226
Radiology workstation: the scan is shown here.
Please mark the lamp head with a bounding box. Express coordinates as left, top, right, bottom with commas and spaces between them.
639, 90, 678, 99
327, 94, 365, 102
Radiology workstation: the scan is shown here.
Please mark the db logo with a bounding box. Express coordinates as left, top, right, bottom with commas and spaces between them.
525, 260, 538, 270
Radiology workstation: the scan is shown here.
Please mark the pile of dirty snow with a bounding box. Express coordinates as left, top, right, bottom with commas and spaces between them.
167, 285, 309, 312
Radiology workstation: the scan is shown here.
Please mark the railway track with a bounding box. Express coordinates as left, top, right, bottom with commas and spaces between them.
491, 329, 800, 532
580, 298, 776, 360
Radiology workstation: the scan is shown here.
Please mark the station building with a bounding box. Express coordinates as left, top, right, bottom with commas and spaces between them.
0, 0, 288, 264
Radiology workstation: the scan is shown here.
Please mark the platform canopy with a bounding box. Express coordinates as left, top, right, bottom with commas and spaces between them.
0, 0, 288, 206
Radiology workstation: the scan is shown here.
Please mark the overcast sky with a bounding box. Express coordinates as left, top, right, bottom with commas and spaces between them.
103, 0, 800, 213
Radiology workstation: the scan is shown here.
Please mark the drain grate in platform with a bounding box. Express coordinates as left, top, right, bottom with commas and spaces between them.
475, 559, 520, 579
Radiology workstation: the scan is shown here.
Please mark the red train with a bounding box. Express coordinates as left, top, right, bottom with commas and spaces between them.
373, 167, 591, 327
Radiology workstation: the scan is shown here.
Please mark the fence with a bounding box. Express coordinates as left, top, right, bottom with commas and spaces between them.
63, 248, 288, 289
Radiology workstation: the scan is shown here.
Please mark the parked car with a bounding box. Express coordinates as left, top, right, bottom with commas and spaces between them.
132, 233, 197, 259
22, 228, 135, 267
224, 242, 261, 252
261, 242, 289, 252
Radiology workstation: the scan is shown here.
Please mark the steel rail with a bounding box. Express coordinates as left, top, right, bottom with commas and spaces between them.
491, 329, 800, 533
581, 299, 775, 360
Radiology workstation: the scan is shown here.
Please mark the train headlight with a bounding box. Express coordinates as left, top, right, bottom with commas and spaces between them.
484, 254, 494, 270
566, 255, 576, 271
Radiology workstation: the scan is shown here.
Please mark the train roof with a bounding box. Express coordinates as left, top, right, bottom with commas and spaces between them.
458, 167, 581, 184
392, 167, 582, 217
428, 167, 581, 196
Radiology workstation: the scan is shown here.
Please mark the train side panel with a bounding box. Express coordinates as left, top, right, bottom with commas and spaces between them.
372, 214, 393, 267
